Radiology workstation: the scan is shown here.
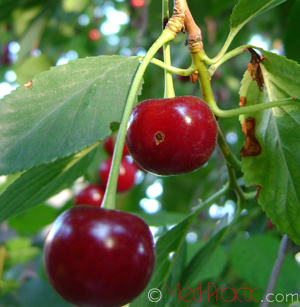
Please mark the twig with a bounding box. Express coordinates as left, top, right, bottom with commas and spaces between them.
259, 235, 292, 307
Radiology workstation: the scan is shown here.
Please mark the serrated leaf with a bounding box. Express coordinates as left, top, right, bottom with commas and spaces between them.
0, 55, 141, 175
239, 50, 300, 244
230, 0, 286, 37
0, 145, 96, 222
131, 214, 196, 307
231, 235, 300, 293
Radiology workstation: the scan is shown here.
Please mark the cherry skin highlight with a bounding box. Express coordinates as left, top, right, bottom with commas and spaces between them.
74, 184, 105, 207
44, 206, 155, 307
126, 96, 218, 176
99, 157, 137, 192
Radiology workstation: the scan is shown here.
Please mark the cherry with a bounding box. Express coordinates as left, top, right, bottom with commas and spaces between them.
88, 29, 101, 41
44, 206, 155, 307
103, 133, 130, 157
99, 156, 137, 192
74, 184, 105, 207
131, 0, 145, 8
126, 96, 218, 176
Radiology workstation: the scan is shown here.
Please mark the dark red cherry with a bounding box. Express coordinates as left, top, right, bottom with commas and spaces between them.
126, 96, 218, 176
103, 134, 130, 156
44, 206, 155, 307
74, 184, 105, 207
99, 157, 137, 192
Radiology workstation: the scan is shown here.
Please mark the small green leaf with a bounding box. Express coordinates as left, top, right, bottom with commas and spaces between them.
0, 145, 96, 222
231, 235, 300, 293
5, 237, 31, 251
6, 247, 40, 267
239, 50, 300, 244
0, 55, 141, 175
230, 0, 286, 38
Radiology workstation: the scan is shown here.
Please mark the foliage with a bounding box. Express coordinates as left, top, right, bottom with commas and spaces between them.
0, 0, 300, 306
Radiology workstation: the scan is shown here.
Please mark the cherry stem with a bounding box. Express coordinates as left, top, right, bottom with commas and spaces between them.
191, 183, 229, 215
215, 97, 300, 118
163, 0, 175, 98
217, 124, 241, 170
204, 26, 245, 65
142, 57, 195, 76
208, 45, 252, 75
101, 29, 177, 210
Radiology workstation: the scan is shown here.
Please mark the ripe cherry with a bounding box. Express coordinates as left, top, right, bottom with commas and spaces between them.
44, 206, 155, 307
99, 157, 137, 192
126, 96, 218, 176
103, 134, 130, 157
88, 29, 101, 41
131, 0, 145, 8
74, 184, 105, 207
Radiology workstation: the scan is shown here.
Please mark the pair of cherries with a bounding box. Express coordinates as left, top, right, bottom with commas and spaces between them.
44, 96, 217, 307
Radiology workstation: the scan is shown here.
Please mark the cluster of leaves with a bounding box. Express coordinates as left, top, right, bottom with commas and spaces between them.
0, 0, 300, 306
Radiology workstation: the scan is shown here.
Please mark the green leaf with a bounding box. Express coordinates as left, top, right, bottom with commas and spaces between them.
8, 204, 58, 236
283, 1, 300, 64
230, 0, 286, 37
239, 50, 300, 244
185, 243, 227, 284
180, 227, 227, 288
0, 145, 96, 222
18, 278, 73, 307
231, 235, 300, 293
0, 55, 141, 175
5, 237, 31, 251
15, 54, 53, 86
131, 214, 196, 307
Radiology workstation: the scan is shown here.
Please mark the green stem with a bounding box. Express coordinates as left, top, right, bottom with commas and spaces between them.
204, 26, 248, 65
215, 98, 300, 118
217, 124, 241, 170
208, 45, 251, 76
192, 53, 219, 112
145, 57, 195, 76
163, 0, 175, 98
102, 29, 176, 210
192, 183, 230, 216
203, 29, 236, 65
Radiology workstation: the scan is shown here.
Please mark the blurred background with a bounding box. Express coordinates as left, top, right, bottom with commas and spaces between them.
1, 0, 300, 306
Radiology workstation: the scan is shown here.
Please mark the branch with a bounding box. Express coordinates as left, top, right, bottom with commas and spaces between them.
259, 235, 292, 307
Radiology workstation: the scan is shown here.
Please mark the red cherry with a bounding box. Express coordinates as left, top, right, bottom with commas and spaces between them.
74, 184, 105, 207
99, 157, 137, 192
126, 96, 218, 176
131, 0, 145, 8
44, 206, 155, 307
103, 134, 130, 156
89, 29, 101, 41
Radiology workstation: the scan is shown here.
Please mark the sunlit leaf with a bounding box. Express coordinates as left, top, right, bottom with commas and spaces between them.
0, 56, 141, 175
239, 50, 300, 244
